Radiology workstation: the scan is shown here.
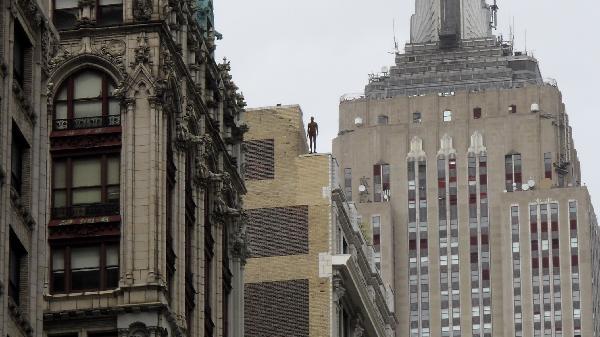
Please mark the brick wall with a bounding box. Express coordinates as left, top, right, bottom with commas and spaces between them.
245, 279, 309, 337
244, 106, 334, 336
247, 206, 309, 257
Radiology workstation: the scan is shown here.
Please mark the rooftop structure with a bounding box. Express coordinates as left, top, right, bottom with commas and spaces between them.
365, 1, 542, 99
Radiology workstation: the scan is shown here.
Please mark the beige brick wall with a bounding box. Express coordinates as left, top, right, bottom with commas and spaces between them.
245, 105, 333, 337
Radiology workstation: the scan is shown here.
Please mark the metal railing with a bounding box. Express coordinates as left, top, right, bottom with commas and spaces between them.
53, 115, 121, 131
51, 202, 119, 219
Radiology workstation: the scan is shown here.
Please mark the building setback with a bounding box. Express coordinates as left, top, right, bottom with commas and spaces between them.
0, 1, 57, 337
333, 1, 599, 337
243, 105, 397, 337
41, 1, 249, 337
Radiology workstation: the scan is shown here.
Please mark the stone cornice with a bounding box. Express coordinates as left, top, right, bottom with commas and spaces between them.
332, 189, 398, 327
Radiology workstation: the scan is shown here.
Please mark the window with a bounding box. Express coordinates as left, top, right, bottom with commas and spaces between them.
11, 123, 28, 196
377, 115, 389, 125
544, 152, 553, 179
473, 107, 482, 119
413, 112, 422, 123
53, 0, 78, 29
373, 164, 391, 202
52, 154, 120, 219
505, 153, 522, 191
51, 242, 119, 293
13, 22, 31, 88
509, 105, 517, 114
9, 230, 26, 305
97, 0, 123, 25
344, 168, 352, 201
54, 70, 120, 130
443, 110, 452, 122
372, 216, 381, 269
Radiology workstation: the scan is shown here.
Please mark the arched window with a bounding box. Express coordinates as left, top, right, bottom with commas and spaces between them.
54, 70, 120, 130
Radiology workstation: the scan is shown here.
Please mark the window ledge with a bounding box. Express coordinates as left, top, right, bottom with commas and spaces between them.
45, 288, 120, 299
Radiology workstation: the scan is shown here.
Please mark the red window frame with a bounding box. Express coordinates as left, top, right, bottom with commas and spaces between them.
51, 152, 120, 218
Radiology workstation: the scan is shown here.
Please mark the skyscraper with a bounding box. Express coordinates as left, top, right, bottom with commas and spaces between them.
333, 1, 599, 337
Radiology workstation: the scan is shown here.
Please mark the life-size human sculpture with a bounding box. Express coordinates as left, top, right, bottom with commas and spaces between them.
307, 116, 319, 153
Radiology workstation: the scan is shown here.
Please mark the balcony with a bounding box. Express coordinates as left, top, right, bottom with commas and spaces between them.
52, 202, 119, 219
53, 115, 121, 131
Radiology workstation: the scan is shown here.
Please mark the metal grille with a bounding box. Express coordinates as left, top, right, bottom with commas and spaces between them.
245, 139, 275, 180
245, 279, 309, 337
247, 206, 309, 257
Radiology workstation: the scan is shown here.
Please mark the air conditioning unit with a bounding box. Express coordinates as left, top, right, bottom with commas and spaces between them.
354, 117, 364, 127
531, 103, 540, 113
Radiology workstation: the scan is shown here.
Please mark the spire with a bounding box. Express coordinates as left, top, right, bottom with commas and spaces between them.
410, 0, 493, 45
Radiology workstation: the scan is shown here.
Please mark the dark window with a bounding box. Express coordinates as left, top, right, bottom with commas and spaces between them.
377, 115, 389, 125
544, 152, 553, 179
9, 230, 26, 305
54, 70, 120, 130
473, 107, 482, 119
52, 154, 120, 219
97, 0, 123, 25
413, 112, 422, 123
509, 105, 517, 114
13, 22, 31, 88
344, 168, 352, 201
11, 123, 28, 196
53, 0, 78, 29
51, 242, 119, 293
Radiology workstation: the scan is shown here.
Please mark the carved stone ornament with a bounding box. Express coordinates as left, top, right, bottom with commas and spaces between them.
48, 36, 127, 78
118, 322, 169, 337
352, 316, 365, 337
407, 136, 426, 160
468, 130, 487, 154
133, 0, 153, 21
17, 0, 43, 27
131, 33, 152, 68
332, 273, 347, 303
231, 214, 251, 264
438, 134, 456, 156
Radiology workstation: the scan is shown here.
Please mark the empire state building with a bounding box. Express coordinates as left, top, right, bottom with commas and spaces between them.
333, 1, 600, 337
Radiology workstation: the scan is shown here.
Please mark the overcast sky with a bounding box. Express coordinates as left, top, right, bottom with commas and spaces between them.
214, 0, 600, 212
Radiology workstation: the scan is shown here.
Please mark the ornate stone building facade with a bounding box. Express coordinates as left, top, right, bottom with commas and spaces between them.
0, 1, 57, 337
42, 1, 248, 337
